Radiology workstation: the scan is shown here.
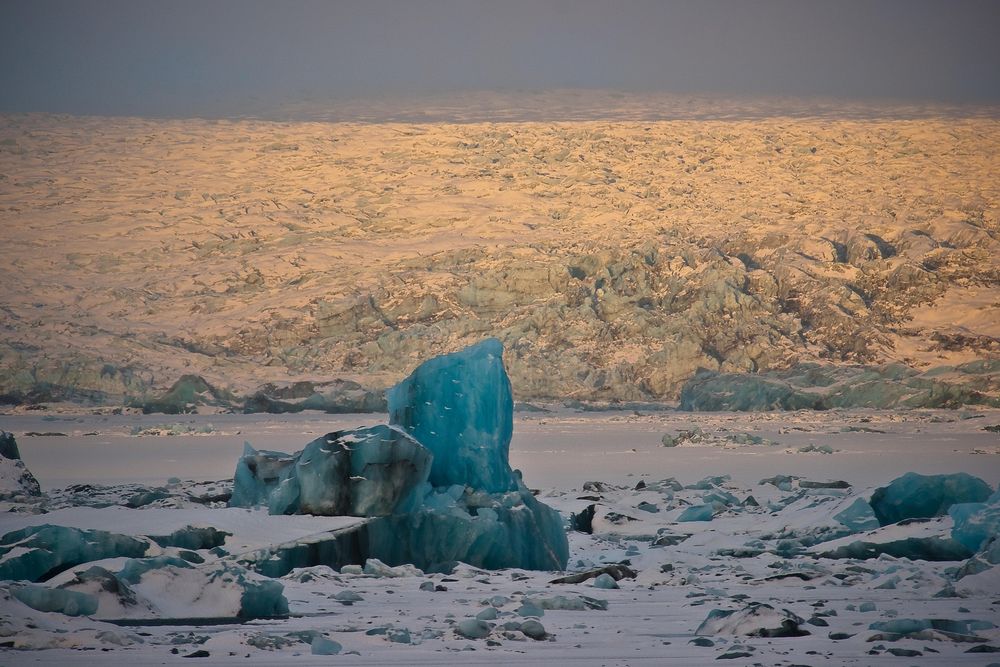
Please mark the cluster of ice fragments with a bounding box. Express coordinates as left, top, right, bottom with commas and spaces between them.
230, 338, 569, 572
0, 521, 287, 624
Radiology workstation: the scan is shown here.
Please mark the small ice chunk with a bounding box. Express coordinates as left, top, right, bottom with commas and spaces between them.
833, 498, 880, 532
363, 558, 423, 578
456, 618, 492, 639
678, 504, 716, 522
520, 619, 547, 640
311, 636, 342, 655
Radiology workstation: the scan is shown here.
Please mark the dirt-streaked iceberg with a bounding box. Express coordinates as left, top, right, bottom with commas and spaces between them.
230, 338, 569, 571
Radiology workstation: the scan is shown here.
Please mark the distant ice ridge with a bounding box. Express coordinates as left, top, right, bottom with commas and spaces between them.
230, 338, 569, 571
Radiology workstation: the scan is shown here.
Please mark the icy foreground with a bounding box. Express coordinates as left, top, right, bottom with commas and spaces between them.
1, 410, 1000, 663
229, 339, 568, 572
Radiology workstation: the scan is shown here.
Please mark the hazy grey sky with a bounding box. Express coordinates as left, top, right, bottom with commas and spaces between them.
2, 0, 998, 117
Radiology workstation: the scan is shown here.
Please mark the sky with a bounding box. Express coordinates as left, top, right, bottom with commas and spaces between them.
1, 0, 999, 117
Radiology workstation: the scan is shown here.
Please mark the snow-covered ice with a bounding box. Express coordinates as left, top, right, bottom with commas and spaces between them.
1, 403, 999, 664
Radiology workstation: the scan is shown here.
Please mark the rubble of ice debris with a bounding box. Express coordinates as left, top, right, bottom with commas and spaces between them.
0, 348, 998, 663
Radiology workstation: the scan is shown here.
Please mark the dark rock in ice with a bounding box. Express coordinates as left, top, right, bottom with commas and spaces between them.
696, 603, 809, 638
149, 526, 230, 550
886, 648, 921, 657
0, 431, 41, 498
819, 536, 972, 561
0, 431, 23, 460
520, 619, 547, 640
870, 472, 992, 526
570, 504, 596, 534
243, 379, 386, 414
582, 481, 609, 492
550, 563, 637, 585
800, 479, 851, 489
124, 488, 171, 508
967, 645, 1000, 653
652, 532, 691, 547
133, 375, 237, 414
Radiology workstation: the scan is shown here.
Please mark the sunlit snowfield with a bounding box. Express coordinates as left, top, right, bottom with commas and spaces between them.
2, 409, 999, 666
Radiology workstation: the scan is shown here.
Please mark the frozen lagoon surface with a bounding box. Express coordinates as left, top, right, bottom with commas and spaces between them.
2, 408, 1000, 665
6, 409, 1000, 490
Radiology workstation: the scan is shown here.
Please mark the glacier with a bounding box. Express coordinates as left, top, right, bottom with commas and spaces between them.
228, 338, 568, 571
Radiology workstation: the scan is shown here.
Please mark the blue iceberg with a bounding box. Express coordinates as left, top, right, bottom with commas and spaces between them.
833, 498, 880, 532
229, 338, 568, 571
231, 426, 431, 517
950, 489, 1000, 553
388, 338, 515, 493
365, 479, 568, 571
230, 443, 298, 511
678, 504, 716, 522
869, 472, 992, 526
